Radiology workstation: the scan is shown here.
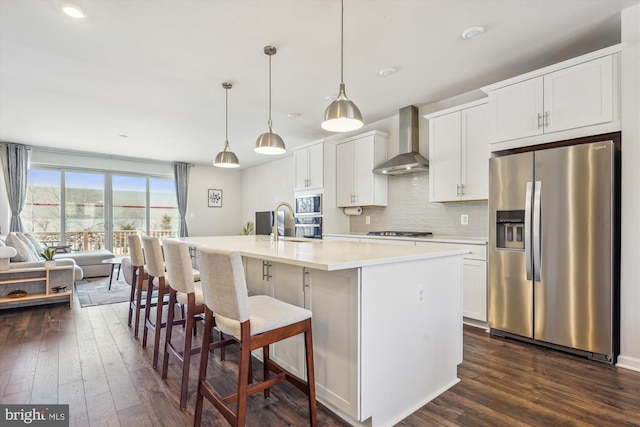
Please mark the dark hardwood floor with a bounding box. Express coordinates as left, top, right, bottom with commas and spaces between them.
1, 297, 639, 427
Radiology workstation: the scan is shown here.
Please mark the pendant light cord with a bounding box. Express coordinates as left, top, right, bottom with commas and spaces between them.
268, 52, 273, 128
225, 86, 229, 142
340, 0, 344, 84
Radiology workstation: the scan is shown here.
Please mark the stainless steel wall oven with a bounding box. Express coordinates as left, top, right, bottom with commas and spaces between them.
294, 193, 322, 239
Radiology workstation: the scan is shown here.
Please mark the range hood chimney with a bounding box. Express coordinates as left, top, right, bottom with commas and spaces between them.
372, 105, 428, 175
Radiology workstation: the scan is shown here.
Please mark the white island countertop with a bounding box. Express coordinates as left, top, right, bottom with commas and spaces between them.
177, 235, 467, 271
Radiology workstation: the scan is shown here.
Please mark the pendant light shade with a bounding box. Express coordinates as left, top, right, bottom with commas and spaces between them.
214, 83, 240, 168
322, 0, 363, 132
255, 46, 286, 155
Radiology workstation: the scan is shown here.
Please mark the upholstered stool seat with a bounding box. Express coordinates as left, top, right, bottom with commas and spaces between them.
176, 281, 204, 305
214, 295, 311, 338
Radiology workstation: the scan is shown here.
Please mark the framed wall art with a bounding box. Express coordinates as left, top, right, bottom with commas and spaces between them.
208, 189, 222, 207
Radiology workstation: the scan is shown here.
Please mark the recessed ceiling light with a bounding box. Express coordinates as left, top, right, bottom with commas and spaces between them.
325, 95, 337, 102
287, 113, 301, 119
60, 1, 86, 19
461, 26, 484, 40
379, 67, 397, 77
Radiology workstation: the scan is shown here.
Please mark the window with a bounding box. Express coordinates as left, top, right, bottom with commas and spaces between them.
24, 168, 178, 254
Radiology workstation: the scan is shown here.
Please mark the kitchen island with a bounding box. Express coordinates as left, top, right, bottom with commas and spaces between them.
178, 235, 466, 427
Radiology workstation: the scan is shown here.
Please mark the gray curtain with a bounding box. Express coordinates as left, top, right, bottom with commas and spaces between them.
0, 142, 31, 232
173, 162, 190, 237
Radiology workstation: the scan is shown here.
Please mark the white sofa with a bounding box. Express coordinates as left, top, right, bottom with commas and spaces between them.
0, 232, 84, 283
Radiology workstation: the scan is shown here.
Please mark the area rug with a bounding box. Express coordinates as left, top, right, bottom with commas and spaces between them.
75, 276, 131, 308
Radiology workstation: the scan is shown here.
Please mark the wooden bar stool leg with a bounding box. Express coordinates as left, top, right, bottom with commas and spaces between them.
127, 268, 137, 327
305, 320, 318, 426
194, 309, 214, 427
161, 289, 177, 380
179, 296, 196, 410
151, 280, 165, 368
236, 326, 252, 427
134, 274, 145, 338
142, 275, 155, 348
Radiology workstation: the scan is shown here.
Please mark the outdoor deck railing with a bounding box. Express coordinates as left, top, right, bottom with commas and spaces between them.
30, 229, 177, 256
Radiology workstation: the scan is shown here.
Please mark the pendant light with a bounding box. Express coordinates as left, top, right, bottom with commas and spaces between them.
214, 83, 240, 168
255, 46, 286, 155
322, 0, 363, 132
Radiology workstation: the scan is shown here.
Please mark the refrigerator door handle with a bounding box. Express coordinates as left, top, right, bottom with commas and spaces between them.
533, 181, 542, 281
525, 181, 533, 280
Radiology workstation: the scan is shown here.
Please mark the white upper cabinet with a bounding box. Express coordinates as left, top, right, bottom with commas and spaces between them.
488, 77, 544, 142
482, 44, 621, 151
294, 142, 324, 192
543, 55, 613, 133
336, 131, 388, 207
426, 100, 489, 202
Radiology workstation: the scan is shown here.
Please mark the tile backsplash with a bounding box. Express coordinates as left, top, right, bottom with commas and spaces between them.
349, 173, 488, 238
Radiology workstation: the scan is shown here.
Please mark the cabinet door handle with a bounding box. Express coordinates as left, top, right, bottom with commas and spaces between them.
544, 111, 549, 128
456, 184, 460, 196
537, 113, 543, 129
460, 184, 465, 196
262, 261, 272, 281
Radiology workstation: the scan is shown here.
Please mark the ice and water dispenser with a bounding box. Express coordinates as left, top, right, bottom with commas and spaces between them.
496, 210, 525, 250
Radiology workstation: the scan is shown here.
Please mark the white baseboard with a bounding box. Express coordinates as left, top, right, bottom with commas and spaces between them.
616, 354, 640, 372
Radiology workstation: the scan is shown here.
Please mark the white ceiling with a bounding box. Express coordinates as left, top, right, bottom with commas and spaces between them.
1, 0, 638, 168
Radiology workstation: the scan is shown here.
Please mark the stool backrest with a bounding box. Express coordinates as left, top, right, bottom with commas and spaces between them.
127, 234, 145, 267
196, 247, 249, 323
142, 236, 165, 278
163, 239, 195, 294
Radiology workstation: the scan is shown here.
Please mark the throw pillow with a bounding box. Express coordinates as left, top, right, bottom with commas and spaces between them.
25, 233, 45, 257
6, 232, 36, 262
0, 239, 5, 247
15, 232, 41, 261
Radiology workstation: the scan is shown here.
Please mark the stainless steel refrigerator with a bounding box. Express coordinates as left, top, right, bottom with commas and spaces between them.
488, 138, 619, 363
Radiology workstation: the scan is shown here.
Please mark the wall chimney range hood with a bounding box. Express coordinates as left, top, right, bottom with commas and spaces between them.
372, 105, 428, 175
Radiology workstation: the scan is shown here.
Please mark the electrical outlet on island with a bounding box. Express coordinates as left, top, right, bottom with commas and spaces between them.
461, 214, 469, 225
365, 215, 370, 225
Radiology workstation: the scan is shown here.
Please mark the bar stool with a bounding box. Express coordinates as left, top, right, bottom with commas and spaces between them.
125, 234, 149, 338
193, 247, 317, 427
141, 235, 173, 368
161, 239, 217, 410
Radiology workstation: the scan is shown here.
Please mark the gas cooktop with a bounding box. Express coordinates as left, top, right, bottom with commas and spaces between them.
367, 231, 433, 238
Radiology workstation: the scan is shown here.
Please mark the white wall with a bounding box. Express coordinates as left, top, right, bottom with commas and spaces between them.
618, 4, 640, 371
241, 155, 295, 227
186, 165, 243, 237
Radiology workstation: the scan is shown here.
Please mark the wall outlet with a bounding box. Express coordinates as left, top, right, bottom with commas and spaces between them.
365, 215, 371, 225
416, 283, 425, 305
461, 214, 468, 225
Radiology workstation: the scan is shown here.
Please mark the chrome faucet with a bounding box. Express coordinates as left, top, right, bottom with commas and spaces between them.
273, 202, 295, 241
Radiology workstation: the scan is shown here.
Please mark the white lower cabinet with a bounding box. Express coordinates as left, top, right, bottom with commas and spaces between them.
414, 241, 488, 323
307, 268, 359, 419
462, 258, 487, 322
243, 258, 360, 419
270, 263, 308, 379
